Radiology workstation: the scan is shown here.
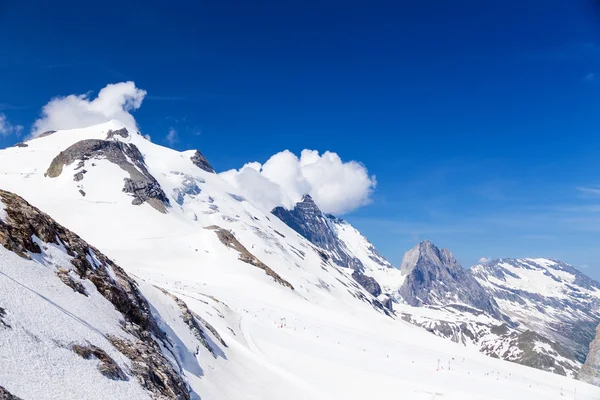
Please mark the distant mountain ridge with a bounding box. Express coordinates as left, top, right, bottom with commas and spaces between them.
471, 258, 600, 364
270, 196, 600, 378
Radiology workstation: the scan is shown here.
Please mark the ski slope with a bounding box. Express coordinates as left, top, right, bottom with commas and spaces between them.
0, 121, 599, 399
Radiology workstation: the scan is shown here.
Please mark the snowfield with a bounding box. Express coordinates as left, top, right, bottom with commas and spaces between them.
0, 121, 599, 399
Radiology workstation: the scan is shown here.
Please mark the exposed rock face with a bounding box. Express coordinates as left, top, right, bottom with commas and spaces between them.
578, 323, 600, 386
272, 195, 363, 270
0, 386, 22, 400
399, 241, 501, 318
191, 150, 215, 173
0, 307, 9, 328
206, 225, 294, 290
472, 258, 600, 364
45, 139, 170, 212
0, 189, 189, 399
352, 270, 382, 297
72, 344, 127, 381
37, 130, 56, 138
105, 128, 129, 140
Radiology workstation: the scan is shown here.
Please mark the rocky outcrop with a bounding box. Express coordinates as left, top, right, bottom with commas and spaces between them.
206, 225, 294, 290
352, 269, 381, 297
106, 128, 129, 140
0, 189, 189, 399
191, 150, 215, 173
579, 323, 600, 386
109, 336, 189, 399
72, 344, 127, 381
399, 241, 501, 318
37, 130, 56, 138
0, 307, 9, 329
0, 386, 22, 400
45, 139, 170, 212
272, 195, 363, 270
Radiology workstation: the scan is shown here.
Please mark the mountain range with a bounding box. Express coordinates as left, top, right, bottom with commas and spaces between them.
0, 120, 599, 399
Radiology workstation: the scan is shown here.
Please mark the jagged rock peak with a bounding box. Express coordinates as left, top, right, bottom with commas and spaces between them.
301, 194, 315, 203
400, 240, 459, 275
272, 195, 364, 270
398, 240, 501, 317
191, 150, 215, 173
579, 323, 600, 386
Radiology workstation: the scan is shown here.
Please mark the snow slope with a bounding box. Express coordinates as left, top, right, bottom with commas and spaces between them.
0, 121, 599, 399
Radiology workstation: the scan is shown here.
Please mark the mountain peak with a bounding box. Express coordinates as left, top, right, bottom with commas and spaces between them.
400, 240, 457, 275
190, 150, 215, 173
301, 193, 315, 203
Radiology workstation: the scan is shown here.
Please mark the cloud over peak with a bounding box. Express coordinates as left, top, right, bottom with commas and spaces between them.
31, 81, 146, 137
220, 149, 376, 215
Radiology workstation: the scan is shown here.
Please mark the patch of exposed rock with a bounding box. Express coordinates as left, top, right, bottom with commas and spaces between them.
206, 225, 294, 290
0, 189, 189, 399
579, 323, 600, 386
351, 270, 381, 297
72, 344, 127, 380
37, 130, 56, 138
106, 128, 129, 140
45, 139, 169, 212
191, 150, 214, 173
109, 336, 189, 399
0, 307, 9, 329
0, 386, 22, 400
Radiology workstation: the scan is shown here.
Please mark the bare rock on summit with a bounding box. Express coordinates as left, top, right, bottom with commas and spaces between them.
191, 150, 215, 173
399, 240, 501, 318
45, 139, 170, 212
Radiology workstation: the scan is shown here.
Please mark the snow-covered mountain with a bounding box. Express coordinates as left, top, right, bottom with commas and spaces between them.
272, 195, 405, 300
1, 120, 599, 399
269, 198, 587, 376
0, 189, 225, 400
399, 241, 500, 318
472, 258, 600, 364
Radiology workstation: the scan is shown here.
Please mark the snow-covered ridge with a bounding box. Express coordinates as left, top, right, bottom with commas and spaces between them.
471, 258, 600, 364
0, 189, 227, 399
1, 121, 600, 398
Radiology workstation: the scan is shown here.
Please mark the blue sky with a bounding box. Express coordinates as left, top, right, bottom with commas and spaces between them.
2, 1, 600, 278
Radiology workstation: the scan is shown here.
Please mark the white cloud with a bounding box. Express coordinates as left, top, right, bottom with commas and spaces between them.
0, 113, 23, 137
31, 81, 147, 137
165, 128, 178, 146
220, 149, 376, 215
478, 257, 490, 263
